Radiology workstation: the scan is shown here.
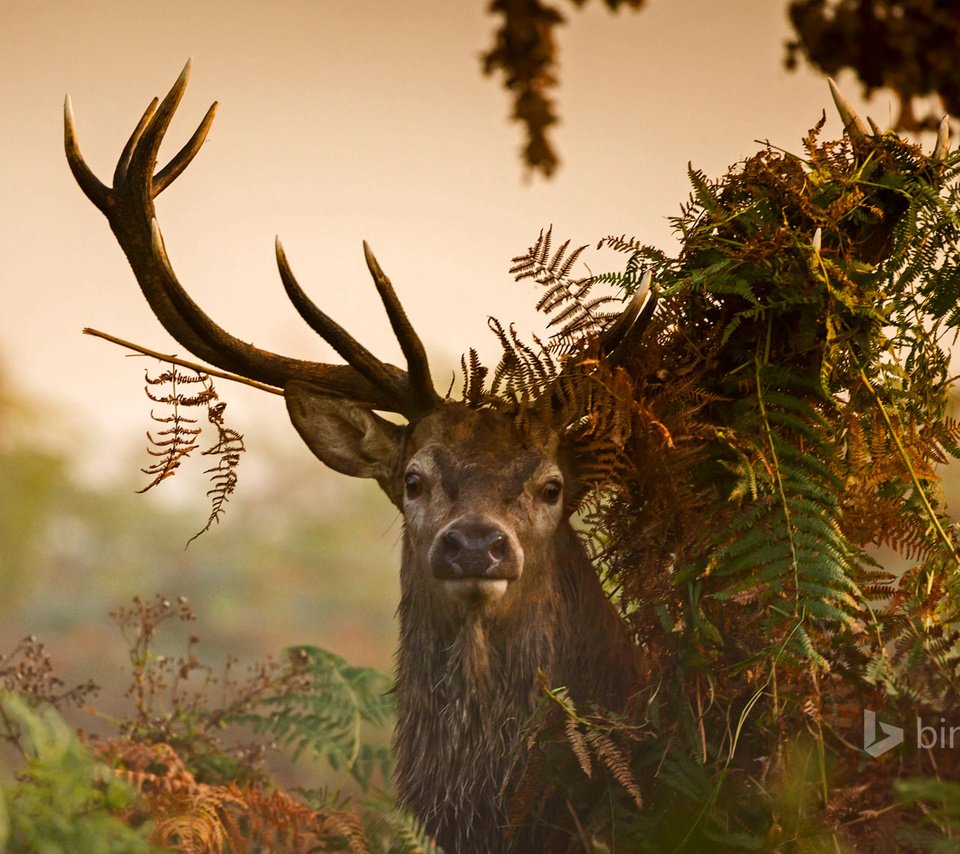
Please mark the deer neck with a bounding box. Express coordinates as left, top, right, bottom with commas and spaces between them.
392, 528, 578, 852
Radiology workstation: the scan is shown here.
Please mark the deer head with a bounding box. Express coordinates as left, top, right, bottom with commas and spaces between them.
66, 63, 651, 851
288, 394, 563, 604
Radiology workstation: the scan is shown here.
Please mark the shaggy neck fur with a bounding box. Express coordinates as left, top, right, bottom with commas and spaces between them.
393, 523, 633, 853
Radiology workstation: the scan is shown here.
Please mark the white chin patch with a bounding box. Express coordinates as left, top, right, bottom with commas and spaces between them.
442, 578, 510, 604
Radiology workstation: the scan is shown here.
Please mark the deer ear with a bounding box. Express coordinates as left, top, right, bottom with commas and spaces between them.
284, 381, 401, 482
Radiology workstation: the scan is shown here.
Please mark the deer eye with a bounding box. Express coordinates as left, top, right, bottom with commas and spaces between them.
405, 472, 423, 499
540, 479, 563, 505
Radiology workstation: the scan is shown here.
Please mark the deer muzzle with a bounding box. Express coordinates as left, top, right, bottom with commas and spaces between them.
429, 515, 522, 596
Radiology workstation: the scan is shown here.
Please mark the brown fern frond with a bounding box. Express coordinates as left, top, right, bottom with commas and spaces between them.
562, 362, 636, 492
843, 482, 935, 560
596, 233, 647, 254
586, 730, 643, 808
460, 348, 489, 406
505, 758, 558, 844
862, 582, 897, 599
139, 367, 210, 492
510, 226, 552, 275
510, 228, 617, 349
136, 365, 246, 541
151, 788, 244, 854
488, 319, 559, 403
144, 368, 212, 400
546, 242, 580, 278
564, 715, 592, 779
187, 401, 245, 545
138, 416, 202, 492
97, 737, 370, 854
536, 279, 590, 315
95, 739, 197, 795
236, 785, 369, 854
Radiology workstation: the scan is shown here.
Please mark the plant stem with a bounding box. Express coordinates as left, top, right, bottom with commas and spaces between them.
83, 328, 283, 396
857, 365, 960, 566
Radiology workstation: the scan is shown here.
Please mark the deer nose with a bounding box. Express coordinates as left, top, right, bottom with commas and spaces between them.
442, 528, 506, 565
431, 518, 519, 580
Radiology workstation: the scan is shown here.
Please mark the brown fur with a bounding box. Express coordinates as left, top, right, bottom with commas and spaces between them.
382, 406, 641, 852
394, 525, 638, 852
288, 391, 645, 851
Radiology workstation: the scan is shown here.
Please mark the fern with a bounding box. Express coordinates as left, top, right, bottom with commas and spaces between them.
0, 693, 157, 853
367, 796, 442, 854
459, 348, 488, 407
74, 83, 960, 850
705, 367, 865, 662
232, 645, 394, 791
510, 226, 620, 347
501, 121, 960, 849
1, 597, 407, 853
139, 367, 206, 491
893, 778, 960, 849
487, 318, 558, 403
137, 366, 245, 542
586, 730, 643, 808
188, 401, 245, 544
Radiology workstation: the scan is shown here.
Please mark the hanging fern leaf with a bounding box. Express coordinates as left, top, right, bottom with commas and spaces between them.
138, 368, 207, 492
188, 401, 245, 545
136, 365, 246, 543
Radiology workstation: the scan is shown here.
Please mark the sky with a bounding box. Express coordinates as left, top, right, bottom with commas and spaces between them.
2, 1, 904, 479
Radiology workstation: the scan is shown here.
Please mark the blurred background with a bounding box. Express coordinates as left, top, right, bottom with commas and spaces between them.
1, 1, 947, 745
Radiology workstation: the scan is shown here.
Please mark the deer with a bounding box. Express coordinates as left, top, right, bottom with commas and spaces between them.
65, 63, 651, 852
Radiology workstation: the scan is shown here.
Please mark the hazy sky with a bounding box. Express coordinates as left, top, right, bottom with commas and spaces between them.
3, 1, 899, 477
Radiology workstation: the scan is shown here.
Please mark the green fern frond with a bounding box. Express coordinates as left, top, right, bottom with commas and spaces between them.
230, 646, 393, 790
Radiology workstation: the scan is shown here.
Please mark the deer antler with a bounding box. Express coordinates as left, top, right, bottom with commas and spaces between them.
828, 78, 869, 144
65, 61, 440, 418
601, 270, 656, 365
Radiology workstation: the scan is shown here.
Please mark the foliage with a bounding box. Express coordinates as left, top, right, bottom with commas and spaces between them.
482, 0, 645, 177
508, 679, 647, 846
482, 0, 959, 176
231, 645, 393, 791
496, 121, 960, 847
785, 0, 960, 131
46, 27, 960, 845
0, 597, 432, 853
0, 635, 99, 756
138, 366, 246, 543
0, 692, 159, 853
894, 778, 960, 851
510, 226, 624, 346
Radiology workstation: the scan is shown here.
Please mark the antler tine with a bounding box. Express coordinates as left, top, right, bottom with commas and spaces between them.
362, 242, 440, 414
603, 270, 657, 366
64, 95, 110, 211
275, 238, 410, 408
124, 59, 193, 198
933, 116, 951, 162
145, 220, 388, 401
113, 97, 159, 188
109, 62, 217, 196
828, 78, 869, 144
154, 101, 218, 194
